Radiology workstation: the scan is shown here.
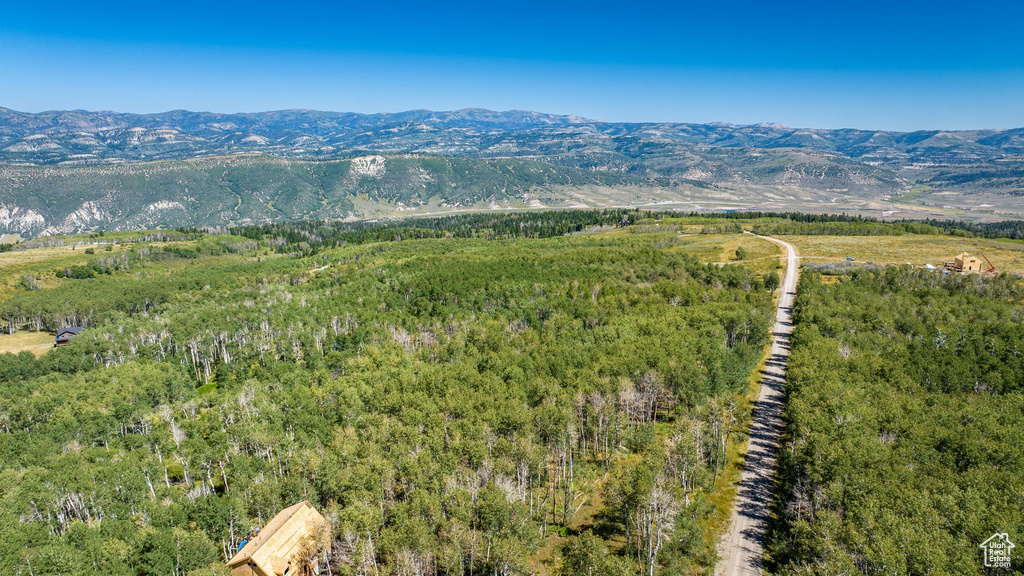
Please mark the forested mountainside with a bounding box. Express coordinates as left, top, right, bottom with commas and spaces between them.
0, 155, 639, 235
766, 268, 1024, 574
3, 108, 1023, 166
0, 214, 780, 576
1, 108, 1023, 234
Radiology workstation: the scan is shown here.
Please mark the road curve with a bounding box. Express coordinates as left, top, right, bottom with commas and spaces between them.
717, 234, 799, 576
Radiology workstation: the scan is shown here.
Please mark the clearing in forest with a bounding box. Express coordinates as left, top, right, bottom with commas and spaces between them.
0, 330, 53, 356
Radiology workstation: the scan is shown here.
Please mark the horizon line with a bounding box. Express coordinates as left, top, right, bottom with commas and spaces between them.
3, 106, 1022, 134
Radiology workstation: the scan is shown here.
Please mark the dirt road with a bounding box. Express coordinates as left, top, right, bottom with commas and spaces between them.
717, 234, 799, 576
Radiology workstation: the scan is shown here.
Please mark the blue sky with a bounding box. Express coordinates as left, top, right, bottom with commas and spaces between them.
1, 0, 1022, 130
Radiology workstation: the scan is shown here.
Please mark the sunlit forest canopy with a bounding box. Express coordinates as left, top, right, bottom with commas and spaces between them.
767, 268, 1024, 574
0, 214, 779, 575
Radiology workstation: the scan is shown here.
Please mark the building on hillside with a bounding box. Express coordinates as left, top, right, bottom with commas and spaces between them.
54, 326, 85, 347
227, 501, 328, 576
947, 252, 995, 275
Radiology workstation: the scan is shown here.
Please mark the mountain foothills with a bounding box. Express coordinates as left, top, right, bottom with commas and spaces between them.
2, 108, 1024, 235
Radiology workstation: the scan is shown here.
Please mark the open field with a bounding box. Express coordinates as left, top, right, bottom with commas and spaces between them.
664, 233, 784, 275
781, 234, 1024, 275
588, 228, 784, 276
0, 237, 265, 300
710, 233, 783, 275
0, 244, 103, 295
0, 330, 52, 356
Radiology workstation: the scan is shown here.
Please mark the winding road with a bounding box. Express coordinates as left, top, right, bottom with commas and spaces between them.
717, 234, 799, 576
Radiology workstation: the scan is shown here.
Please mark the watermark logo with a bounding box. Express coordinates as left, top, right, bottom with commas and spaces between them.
980, 533, 1014, 569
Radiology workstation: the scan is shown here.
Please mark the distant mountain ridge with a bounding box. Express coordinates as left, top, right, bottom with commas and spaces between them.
0, 107, 596, 165
1, 107, 1022, 234
3, 107, 1023, 166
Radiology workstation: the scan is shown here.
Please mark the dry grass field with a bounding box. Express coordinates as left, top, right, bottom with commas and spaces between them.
670, 233, 783, 275
0, 244, 106, 297
0, 330, 53, 356
781, 234, 1024, 275
0, 241, 195, 298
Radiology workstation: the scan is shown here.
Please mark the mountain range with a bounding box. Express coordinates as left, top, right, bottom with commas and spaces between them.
1, 107, 1023, 235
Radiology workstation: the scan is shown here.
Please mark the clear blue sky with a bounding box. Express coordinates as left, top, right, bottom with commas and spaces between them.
2, 0, 1022, 130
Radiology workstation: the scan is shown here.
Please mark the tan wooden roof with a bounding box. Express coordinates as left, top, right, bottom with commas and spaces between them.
227, 501, 327, 576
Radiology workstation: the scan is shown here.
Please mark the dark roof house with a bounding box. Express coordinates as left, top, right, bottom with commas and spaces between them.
54, 326, 85, 346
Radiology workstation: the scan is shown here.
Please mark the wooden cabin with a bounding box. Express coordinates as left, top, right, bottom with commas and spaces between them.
54, 326, 85, 347
227, 501, 328, 576
947, 252, 996, 275
955, 252, 985, 273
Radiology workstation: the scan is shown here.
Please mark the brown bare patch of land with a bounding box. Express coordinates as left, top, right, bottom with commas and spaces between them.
0, 331, 53, 356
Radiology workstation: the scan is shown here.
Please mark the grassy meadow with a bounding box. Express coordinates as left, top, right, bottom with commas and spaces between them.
781, 234, 1024, 274
0, 330, 53, 356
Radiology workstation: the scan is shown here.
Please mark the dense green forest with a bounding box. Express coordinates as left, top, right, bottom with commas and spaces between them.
5, 209, 1022, 259
0, 220, 776, 575
5, 210, 1023, 575
229, 211, 1024, 252
228, 210, 637, 255
718, 211, 1024, 239
766, 268, 1024, 574
749, 220, 946, 237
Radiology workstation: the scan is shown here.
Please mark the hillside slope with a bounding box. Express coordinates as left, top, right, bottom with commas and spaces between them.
1, 108, 1022, 233
0, 154, 645, 234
